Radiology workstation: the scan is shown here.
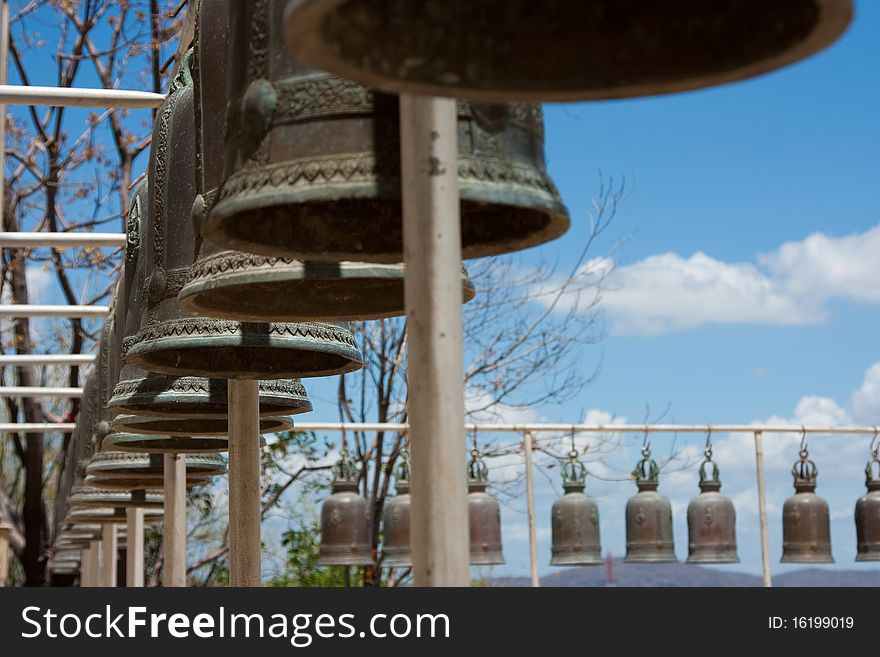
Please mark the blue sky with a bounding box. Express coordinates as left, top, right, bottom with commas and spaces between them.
8, 2, 879, 582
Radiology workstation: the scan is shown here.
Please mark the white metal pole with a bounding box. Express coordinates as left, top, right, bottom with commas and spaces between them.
0, 386, 82, 397
0, 354, 95, 366
228, 379, 261, 587
126, 507, 144, 588
0, 304, 110, 318
400, 94, 469, 587
0, 84, 164, 108
101, 524, 117, 588
753, 431, 772, 588
0, 232, 125, 248
163, 454, 187, 587
524, 432, 540, 588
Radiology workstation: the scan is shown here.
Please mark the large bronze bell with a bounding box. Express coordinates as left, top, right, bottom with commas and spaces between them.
317, 451, 373, 566
175, 0, 474, 322
468, 449, 505, 566
855, 447, 880, 561
380, 451, 411, 568
122, 56, 362, 379
781, 447, 833, 563
282, 0, 853, 103
624, 446, 676, 563
102, 431, 228, 454
84, 451, 226, 488
69, 486, 164, 510
550, 450, 601, 566
67, 507, 163, 525
110, 178, 306, 436
686, 445, 739, 564
204, 0, 568, 264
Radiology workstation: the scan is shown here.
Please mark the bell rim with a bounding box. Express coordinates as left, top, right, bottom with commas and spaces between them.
102, 432, 231, 454
623, 554, 679, 564
281, 0, 853, 104
109, 414, 294, 437
686, 555, 741, 564
780, 554, 835, 563
469, 555, 506, 566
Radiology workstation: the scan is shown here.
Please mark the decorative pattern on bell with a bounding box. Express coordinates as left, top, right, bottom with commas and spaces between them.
121, 52, 363, 379
282, 0, 853, 103
174, 0, 474, 322
317, 451, 373, 566
624, 445, 676, 563
855, 444, 880, 561
82, 451, 224, 491
69, 486, 164, 510
550, 450, 601, 566
110, 176, 312, 430
204, 0, 569, 264
781, 445, 833, 563
468, 449, 505, 566
381, 450, 411, 568
66, 507, 163, 525
686, 442, 739, 564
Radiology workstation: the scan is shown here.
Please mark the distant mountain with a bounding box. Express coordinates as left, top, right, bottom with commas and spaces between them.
491, 558, 880, 587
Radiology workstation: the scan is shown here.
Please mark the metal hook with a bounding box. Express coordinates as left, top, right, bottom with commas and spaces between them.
704, 428, 713, 460
871, 426, 879, 459
570, 426, 576, 453
799, 425, 808, 459
641, 428, 651, 458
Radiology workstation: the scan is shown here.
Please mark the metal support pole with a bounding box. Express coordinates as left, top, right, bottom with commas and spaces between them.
400, 95, 469, 587
228, 379, 261, 587
753, 431, 772, 588
126, 507, 144, 588
163, 453, 187, 587
80, 544, 92, 587
0, 521, 11, 586
101, 524, 117, 587
524, 432, 540, 588
87, 539, 101, 588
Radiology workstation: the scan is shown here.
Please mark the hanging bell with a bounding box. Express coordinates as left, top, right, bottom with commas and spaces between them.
110, 177, 308, 439
67, 507, 164, 525
121, 56, 362, 380
83, 451, 225, 490
624, 445, 676, 563
380, 451, 411, 568
317, 451, 373, 566
282, 0, 853, 103
855, 449, 880, 561
781, 448, 833, 563
686, 449, 739, 564
467, 449, 505, 566
550, 450, 601, 566
204, 0, 568, 264
69, 485, 164, 510
175, 0, 474, 322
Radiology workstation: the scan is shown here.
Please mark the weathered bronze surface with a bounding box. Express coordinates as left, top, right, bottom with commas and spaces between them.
109, 413, 292, 437
781, 450, 833, 563
123, 59, 362, 379
317, 453, 373, 566
686, 451, 739, 564
102, 431, 228, 454
82, 451, 223, 490
550, 452, 601, 566
66, 507, 163, 525
624, 447, 676, 563
380, 453, 411, 568
111, 177, 313, 425
69, 485, 164, 510
204, 0, 568, 263
855, 451, 880, 561
467, 450, 505, 565
177, 0, 475, 322
282, 0, 853, 103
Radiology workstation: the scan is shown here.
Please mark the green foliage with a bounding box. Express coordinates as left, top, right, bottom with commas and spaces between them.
268, 518, 357, 588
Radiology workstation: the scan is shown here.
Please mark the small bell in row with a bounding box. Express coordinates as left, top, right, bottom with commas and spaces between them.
380, 450, 411, 568
468, 449, 505, 566
625, 443, 676, 563
317, 450, 373, 566
781, 442, 833, 563
686, 437, 739, 564
83, 451, 226, 490
550, 448, 601, 566
282, 0, 853, 103
855, 442, 880, 561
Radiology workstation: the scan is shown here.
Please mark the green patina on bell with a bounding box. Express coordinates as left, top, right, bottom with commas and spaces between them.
282, 0, 852, 103
82, 451, 225, 490
109, 413, 292, 438
177, 0, 475, 322
111, 179, 312, 428
467, 449, 505, 566
855, 447, 880, 562
624, 444, 676, 564
204, 0, 568, 264
380, 450, 411, 568
781, 446, 833, 563
550, 450, 601, 566
317, 451, 373, 566
122, 57, 362, 379
686, 443, 739, 564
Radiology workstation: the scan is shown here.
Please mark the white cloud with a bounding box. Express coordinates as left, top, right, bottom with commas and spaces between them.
851, 362, 880, 424
540, 225, 880, 336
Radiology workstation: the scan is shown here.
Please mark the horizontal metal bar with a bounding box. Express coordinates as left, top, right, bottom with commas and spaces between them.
0, 386, 82, 397
0, 423, 75, 433
0, 305, 110, 318
0, 84, 164, 108
0, 354, 95, 366
0, 232, 125, 248
291, 422, 880, 436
